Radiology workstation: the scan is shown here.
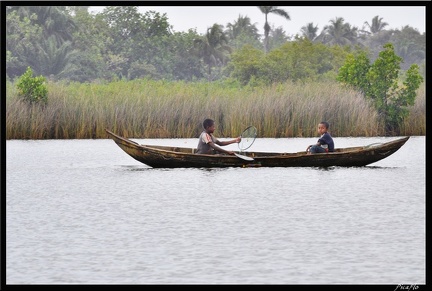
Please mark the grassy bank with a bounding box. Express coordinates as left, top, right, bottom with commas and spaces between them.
5, 79, 425, 139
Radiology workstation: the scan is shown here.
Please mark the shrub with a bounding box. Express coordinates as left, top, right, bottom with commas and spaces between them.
337, 43, 423, 135
16, 67, 48, 104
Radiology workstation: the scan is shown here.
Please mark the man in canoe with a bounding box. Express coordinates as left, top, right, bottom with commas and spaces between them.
196, 119, 241, 155
306, 121, 334, 154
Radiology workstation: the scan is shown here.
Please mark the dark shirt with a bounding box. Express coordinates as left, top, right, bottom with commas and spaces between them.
318, 132, 334, 152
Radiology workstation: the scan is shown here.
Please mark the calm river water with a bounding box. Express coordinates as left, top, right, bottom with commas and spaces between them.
6, 136, 425, 285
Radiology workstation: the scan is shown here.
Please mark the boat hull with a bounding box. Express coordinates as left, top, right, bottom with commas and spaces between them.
106, 130, 409, 168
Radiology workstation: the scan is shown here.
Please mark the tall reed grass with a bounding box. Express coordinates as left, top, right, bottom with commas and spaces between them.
5, 79, 425, 139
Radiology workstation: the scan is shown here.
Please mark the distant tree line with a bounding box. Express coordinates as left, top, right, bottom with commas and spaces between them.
6, 6, 426, 84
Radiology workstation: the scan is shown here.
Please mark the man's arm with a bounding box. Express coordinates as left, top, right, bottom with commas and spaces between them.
215, 137, 241, 146
208, 142, 235, 155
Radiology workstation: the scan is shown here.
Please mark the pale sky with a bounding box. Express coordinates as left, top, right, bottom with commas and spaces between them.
89, 5, 426, 36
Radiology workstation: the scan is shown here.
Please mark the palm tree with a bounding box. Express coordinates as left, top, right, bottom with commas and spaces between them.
268, 27, 289, 50
226, 15, 261, 50
391, 26, 425, 70
194, 24, 232, 80
363, 15, 389, 35
226, 14, 259, 40
321, 17, 359, 46
33, 36, 78, 77
9, 6, 77, 45
300, 22, 319, 41
257, 6, 290, 53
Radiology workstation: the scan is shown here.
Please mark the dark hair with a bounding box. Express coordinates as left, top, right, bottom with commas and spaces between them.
203, 118, 214, 129
320, 121, 330, 129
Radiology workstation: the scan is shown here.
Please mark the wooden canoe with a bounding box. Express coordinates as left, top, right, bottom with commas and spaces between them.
106, 129, 409, 168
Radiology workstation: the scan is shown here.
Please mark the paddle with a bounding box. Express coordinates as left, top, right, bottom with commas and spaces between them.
235, 126, 257, 161
235, 153, 254, 161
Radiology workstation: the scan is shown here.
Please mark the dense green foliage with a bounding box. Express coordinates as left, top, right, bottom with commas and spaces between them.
6, 6, 426, 83
230, 39, 350, 85
337, 43, 423, 134
16, 67, 48, 104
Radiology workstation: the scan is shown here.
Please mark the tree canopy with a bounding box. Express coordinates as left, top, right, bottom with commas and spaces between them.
6, 6, 425, 83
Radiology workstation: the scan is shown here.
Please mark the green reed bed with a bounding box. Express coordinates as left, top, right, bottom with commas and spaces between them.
5, 79, 425, 139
